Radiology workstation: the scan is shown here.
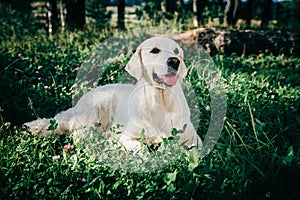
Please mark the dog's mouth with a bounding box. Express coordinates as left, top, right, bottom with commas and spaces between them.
153, 73, 177, 87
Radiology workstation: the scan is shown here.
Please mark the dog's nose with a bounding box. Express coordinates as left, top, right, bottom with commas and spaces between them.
167, 57, 180, 71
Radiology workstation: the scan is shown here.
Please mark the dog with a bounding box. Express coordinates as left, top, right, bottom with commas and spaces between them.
24, 36, 202, 151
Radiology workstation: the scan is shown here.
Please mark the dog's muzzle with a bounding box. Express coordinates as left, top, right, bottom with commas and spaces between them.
152, 57, 180, 87
153, 73, 177, 87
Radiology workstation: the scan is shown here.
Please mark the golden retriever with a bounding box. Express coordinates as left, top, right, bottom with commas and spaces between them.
24, 36, 202, 151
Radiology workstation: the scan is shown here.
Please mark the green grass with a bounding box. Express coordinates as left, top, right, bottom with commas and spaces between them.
0, 30, 300, 199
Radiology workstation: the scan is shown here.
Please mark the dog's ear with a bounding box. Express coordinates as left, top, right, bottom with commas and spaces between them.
125, 48, 143, 80
178, 48, 187, 83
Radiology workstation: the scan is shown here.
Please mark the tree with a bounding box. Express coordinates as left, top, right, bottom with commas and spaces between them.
118, 0, 125, 30
244, 0, 272, 28
135, 0, 162, 25
165, 0, 176, 18
64, 0, 86, 29
245, 0, 254, 26
48, 0, 58, 32
224, 0, 240, 26
193, 0, 208, 27
261, 0, 272, 27
85, 0, 111, 30
0, 0, 38, 37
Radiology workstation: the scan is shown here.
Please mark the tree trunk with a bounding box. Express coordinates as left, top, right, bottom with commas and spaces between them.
193, 0, 208, 27
193, 0, 198, 27
261, 0, 272, 28
224, 0, 240, 26
245, 0, 254, 26
49, 0, 58, 32
165, 0, 176, 16
59, 0, 66, 31
117, 0, 125, 30
218, 0, 225, 25
65, 0, 85, 29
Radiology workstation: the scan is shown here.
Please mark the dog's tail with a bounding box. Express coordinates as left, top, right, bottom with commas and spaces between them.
23, 118, 53, 134
23, 107, 77, 135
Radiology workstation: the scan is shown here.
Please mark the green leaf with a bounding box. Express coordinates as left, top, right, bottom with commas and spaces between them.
48, 119, 58, 131
164, 170, 177, 184
171, 128, 178, 136
188, 147, 199, 171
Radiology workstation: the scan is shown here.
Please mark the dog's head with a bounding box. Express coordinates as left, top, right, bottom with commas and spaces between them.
125, 36, 187, 89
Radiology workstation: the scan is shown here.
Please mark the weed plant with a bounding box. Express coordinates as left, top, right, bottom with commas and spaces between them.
0, 30, 299, 199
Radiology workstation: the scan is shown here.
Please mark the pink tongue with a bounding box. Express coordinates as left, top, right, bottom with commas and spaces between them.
162, 75, 177, 86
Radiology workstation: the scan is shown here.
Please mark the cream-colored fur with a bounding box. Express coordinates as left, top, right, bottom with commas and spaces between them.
24, 36, 202, 151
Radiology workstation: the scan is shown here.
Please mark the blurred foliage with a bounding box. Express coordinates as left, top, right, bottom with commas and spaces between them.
85, 0, 112, 30
0, 0, 38, 41
135, 0, 300, 30
135, 0, 163, 25
1, 0, 300, 36
135, 0, 194, 28
0, 30, 109, 124
275, 0, 300, 30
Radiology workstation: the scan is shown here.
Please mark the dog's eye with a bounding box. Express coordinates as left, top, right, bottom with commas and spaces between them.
150, 48, 160, 54
174, 48, 179, 55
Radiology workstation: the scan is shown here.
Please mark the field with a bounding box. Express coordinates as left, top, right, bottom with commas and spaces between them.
0, 28, 300, 199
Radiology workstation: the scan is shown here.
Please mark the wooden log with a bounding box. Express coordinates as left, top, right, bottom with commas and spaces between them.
160, 28, 300, 56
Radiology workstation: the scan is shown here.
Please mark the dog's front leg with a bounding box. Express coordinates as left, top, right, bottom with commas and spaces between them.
119, 133, 142, 152
180, 123, 202, 148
